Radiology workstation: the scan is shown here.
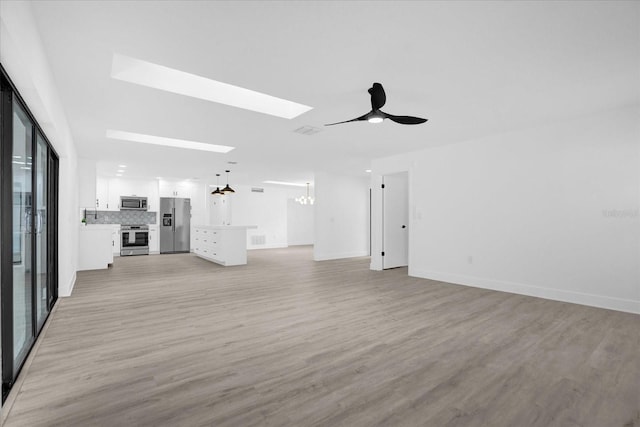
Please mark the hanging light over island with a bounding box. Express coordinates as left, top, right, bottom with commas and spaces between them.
221, 170, 235, 194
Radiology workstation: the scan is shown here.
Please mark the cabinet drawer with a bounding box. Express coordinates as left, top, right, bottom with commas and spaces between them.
199, 247, 221, 258
201, 238, 219, 248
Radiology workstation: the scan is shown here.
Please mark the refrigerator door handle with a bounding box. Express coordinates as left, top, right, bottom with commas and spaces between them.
172, 207, 175, 232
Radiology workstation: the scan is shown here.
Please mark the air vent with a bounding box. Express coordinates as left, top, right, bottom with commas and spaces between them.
251, 235, 266, 245
293, 125, 322, 135
251, 187, 264, 193
227, 161, 238, 164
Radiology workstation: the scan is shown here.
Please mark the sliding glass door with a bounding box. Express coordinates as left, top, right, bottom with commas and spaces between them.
1, 66, 58, 401
35, 132, 49, 329
11, 100, 35, 371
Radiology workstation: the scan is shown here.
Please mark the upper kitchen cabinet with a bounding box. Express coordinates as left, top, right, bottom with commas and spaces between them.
159, 180, 196, 199
96, 176, 113, 210
97, 177, 160, 211
78, 159, 97, 209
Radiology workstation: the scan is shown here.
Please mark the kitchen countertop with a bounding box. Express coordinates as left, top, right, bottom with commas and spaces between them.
80, 224, 116, 230
195, 225, 258, 230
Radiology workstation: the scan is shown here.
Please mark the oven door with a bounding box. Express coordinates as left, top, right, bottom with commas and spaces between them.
121, 230, 149, 249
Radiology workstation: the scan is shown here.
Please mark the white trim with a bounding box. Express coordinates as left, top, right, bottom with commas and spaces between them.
248, 244, 289, 250
410, 268, 640, 314
60, 272, 77, 297
314, 251, 369, 261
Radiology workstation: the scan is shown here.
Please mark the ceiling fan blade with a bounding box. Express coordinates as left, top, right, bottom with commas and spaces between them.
368, 83, 386, 110
324, 111, 371, 126
382, 112, 428, 125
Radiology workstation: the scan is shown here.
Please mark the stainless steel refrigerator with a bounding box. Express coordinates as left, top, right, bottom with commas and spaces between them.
160, 197, 191, 253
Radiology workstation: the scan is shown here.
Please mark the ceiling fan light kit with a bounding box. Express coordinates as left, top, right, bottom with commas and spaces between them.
326, 82, 427, 126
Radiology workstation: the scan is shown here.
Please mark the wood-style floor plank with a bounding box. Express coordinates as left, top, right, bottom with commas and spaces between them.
3, 246, 639, 426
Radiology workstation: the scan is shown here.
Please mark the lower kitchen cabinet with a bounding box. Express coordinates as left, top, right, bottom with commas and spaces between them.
149, 226, 159, 254
111, 225, 120, 255
79, 225, 114, 270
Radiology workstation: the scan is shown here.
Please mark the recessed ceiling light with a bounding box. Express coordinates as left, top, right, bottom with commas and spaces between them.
365, 169, 372, 173
118, 164, 127, 168
111, 53, 313, 119
117, 169, 124, 173
106, 129, 234, 153
263, 180, 308, 187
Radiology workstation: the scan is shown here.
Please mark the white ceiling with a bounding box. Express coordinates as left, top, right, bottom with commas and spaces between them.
31, 1, 640, 185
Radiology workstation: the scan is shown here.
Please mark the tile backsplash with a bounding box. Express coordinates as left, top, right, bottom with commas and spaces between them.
84, 210, 157, 225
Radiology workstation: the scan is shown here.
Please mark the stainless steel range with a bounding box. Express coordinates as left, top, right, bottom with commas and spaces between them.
121, 225, 149, 256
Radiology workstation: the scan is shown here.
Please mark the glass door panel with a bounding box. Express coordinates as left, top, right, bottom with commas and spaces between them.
36, 133, 49, 328
11, 99, 34, 367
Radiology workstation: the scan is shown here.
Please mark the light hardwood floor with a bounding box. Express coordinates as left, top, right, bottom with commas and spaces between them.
3, 246, 639, 426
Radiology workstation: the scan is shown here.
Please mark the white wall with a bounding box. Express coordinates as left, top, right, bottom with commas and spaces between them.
1, 1, 79, 296
314, 172, 369, 261
211, 185, 290, 250
206, 184, 316, 250
287, 199, 314, 246
371, 106, 640, 313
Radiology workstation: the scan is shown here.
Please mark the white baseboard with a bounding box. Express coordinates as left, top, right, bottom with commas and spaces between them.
248, 244, 288, 250
60, 272, 77, 297
410, 268, 640, 315
314, 251, 369, 261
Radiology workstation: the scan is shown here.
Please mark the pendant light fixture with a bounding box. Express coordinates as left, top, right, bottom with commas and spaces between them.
295, 183, 314, 205
221, 170, 235, 194
211, 173, 222, 195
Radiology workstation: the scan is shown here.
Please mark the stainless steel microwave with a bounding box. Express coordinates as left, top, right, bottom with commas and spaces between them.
120, 196, 148, 211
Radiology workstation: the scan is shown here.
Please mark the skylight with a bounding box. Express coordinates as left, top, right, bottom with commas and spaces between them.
111, 53, 313, 119
106, 130, 235, 153
263, 181, 308, 187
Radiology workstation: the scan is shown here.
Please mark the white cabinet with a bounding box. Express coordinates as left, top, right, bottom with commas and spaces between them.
149, 225, 159, 254
96, 177, 160, 212
107, 179, 124, 211
96, 176, 111, 210
78, 159, 97, 209
193, 226, 254, 266
147, 181, 160, 212
111, 225, 121, 255
96, 177, 123, 211
159, 180, 195, 198
78, 225, 114, 270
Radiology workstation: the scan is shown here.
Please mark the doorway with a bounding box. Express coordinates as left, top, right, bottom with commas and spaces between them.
1, 67, 59, 401
382, 172, 409, 269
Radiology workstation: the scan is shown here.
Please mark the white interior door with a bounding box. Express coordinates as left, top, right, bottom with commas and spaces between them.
383, 172, 409, 269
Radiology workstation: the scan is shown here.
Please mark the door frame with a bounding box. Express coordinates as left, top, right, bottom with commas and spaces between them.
369, 166, 412, 271
382, 171, 409, 270
0, 64, 59, 401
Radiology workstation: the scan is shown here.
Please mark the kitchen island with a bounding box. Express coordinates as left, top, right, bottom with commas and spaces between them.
193, 225, 257, 266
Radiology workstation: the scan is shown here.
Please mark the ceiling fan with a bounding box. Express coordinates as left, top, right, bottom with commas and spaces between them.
325, 83, 428, 126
